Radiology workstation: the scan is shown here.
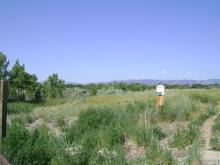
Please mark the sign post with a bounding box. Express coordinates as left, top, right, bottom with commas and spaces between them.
0, 80, 8, 143
156, 82, 165, 110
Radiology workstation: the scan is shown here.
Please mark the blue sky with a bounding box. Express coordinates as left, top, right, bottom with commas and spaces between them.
0, 0, 219, 83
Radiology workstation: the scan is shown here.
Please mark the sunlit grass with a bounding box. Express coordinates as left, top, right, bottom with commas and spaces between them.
5, 88, 220, 164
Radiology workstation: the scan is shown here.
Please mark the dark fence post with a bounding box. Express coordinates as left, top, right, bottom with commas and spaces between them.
0, 80, 8, 142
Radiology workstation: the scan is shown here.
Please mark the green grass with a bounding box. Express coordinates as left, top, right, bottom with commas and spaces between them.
170, 125, 200, 149
3, 123, 66, 165
189, 91, 218, 105
4, 88, 220, 164
211, 114, 220, 151
186, 142, 202, 165
170, 103, 216, 149
145, 139, 177, 165
8, 102, 38, 114
8, 97, 76, 115
65, 101, 148, 148
159, 95, 198, 122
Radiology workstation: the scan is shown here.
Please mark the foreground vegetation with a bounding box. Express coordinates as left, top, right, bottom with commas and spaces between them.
1, 48, 220, 165
0, 87, 219, 165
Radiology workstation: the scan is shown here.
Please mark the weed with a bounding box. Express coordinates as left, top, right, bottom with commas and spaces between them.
146, 139, 177, 165
186, 142, 202, 165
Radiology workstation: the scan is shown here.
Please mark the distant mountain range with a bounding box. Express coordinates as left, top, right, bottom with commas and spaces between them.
118, 79, 220, 85
66, 79, 220, 85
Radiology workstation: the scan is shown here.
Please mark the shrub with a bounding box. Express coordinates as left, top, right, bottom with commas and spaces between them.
65, 107, 122, 147
62, 87, 91, 98
96, 87, 125, 96
3, 123, 64, 165
77, 107, 115, 130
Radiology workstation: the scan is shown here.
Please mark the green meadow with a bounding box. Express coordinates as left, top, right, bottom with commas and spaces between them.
2, 87, 220, 165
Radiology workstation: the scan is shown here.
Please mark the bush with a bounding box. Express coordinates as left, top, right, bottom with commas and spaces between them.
3, 123, 64, 165
62, 87, 91, 98
96, 87, 125, 96
77, 107, 115, 130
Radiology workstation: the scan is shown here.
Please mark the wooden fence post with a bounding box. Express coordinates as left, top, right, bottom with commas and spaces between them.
0, 80, 8, 142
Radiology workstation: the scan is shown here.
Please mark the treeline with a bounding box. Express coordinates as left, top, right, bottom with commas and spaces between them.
1, 51, 219, 101
0, 52, 65, 101
166, 84, 220, 89
66, 83, 220, 96
66, 82, 154, 96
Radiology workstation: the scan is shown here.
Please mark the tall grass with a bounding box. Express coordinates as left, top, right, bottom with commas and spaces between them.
3, 123, 66, 165
169, 125, 200, 149
63, 101, 168, 164
170, 104, 216, 149
159, 96, 197, 121
8, 102, 37, 114
186, 142, 202, 164
145, 139, 177, 165
189, 91, 218, 105
5, 88, 220, 164
211, 114, 220, 151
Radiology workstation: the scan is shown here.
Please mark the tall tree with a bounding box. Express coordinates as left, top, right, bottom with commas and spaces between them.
43, 73, 65, 98
9, 60, 38, 100
0, 51, 9, 80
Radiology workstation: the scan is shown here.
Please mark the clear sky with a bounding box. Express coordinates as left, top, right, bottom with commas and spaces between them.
0, 0, 219, 83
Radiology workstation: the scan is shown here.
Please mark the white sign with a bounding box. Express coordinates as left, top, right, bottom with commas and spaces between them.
156, 84, 165, 96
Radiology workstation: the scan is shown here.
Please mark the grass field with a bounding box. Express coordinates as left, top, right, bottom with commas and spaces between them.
3, 88, 220, 165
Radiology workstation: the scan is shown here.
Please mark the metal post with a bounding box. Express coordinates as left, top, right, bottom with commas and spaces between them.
0, 80, 8, 142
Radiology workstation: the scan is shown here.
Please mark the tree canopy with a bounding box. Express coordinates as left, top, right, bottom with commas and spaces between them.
9, 60, 38, 100
43, 73, 65, 98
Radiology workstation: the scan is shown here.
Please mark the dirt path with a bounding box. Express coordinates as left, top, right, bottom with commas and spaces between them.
123, 138, 145, 161
201, 113, 220, 165
201, 114, 218, 150
158, 114, 220, 164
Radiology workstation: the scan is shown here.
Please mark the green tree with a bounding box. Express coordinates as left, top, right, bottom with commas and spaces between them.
43, 73, 65, 98
0, 51, 9, 80
9, 60, 38, 100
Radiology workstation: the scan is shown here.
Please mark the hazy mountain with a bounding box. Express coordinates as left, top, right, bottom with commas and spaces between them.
66, 79, 220, 85
117, 79, 220, 85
